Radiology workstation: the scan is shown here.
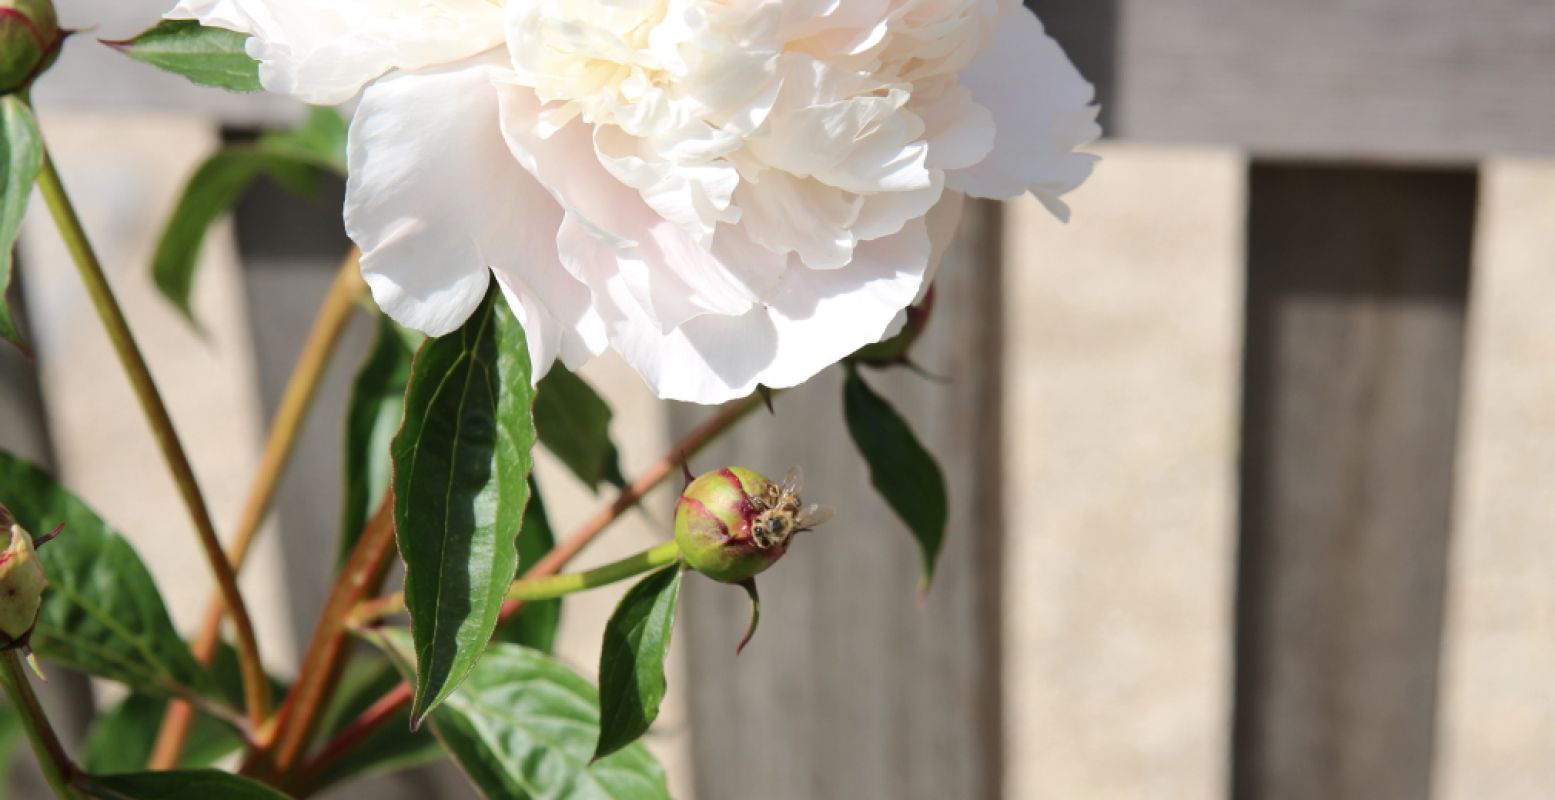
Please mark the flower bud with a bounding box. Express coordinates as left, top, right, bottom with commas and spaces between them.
0, 507, 45, 645
849, 287, 936, 367
0, 0, 60, 95
674, 466, 832, 583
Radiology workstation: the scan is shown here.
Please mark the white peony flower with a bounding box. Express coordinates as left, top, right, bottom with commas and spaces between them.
168, 0, 1099, 403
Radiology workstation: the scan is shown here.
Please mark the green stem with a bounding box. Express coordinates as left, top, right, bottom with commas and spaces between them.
0, 651, 79, 798
30, 139, 271, 727
508, 541, 683, 601
352, 541, 683, 625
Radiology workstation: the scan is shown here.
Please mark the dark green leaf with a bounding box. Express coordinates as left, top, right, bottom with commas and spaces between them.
843, 367, 948, 592
339, 315, 420, 565
152, 109, 348, 329
493, 479, 560, 653
392, 288, 536, 725
106, 20, 261, 92
82, 693, 238, 773
595, 565, 683, 760
84, 638, 285, 773
535, 368, 626, 490
368, 628, 669, 800
0, 96, 42, 352
82, 769, 290, 800
257, 107, 349, 176
0, 452, 218, 699
305, 656, 440, 791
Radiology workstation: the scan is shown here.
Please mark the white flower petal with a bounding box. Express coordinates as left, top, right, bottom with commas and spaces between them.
346, 56, 597, 377
947, 5, 1100, 216
496, 84, 776, 330
562, 216, 931, 403
167, 0, 505, 104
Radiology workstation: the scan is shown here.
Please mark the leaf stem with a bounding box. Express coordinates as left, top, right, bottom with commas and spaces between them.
31, 138, 271, 729
0, 651, 79, 798
288, 392, 763, 796
150, 249, 363, 768
352, 541, 683, 625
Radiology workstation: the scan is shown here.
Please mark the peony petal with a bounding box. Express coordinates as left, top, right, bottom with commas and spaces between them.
561, 216, 931, 403
497, 83, 780, 331
345, 56, 598, 378
947, 4, 1100, 217
167, 0, 505, 104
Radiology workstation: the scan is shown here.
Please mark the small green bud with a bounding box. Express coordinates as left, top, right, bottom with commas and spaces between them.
0, 0, 60, 95
0, 507, 45, 645
850, 287, 935, 366
674, 466, 832, 583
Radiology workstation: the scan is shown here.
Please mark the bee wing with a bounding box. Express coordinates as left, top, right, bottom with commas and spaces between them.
780, 465, 804, 496
796, 504, 834, 530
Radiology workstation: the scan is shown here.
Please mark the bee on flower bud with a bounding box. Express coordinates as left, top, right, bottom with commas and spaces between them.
674, 466, 833, 584
0, 0, 61, 95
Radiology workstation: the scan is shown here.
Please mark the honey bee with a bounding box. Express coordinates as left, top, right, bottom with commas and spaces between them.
750, 466, 834, 549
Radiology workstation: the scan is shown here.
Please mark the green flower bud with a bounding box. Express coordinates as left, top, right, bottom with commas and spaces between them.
0, 507, 46, 645
674, 466, 832, 583
850, 286, 936, 366
0, 0, 60, 95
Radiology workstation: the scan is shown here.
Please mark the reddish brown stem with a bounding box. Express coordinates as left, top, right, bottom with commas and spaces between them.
247, 495, 397, 782
289, 393, 762, 796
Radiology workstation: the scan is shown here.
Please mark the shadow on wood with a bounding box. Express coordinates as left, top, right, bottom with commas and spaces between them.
1233, 164, 1475, 800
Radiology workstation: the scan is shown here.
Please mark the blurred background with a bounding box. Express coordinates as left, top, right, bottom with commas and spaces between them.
2, 1, 1553, 798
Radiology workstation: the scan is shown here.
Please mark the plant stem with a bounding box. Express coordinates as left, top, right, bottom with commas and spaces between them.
31, 144, 271, 728
0, 651, 79, 798
150, 249, 363, 769
352, 541, 682, 625
289, 392, 763, 795
247, 495, 397, 781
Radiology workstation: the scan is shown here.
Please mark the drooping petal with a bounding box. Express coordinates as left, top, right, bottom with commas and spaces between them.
167, 0, 505, 104
345, 56, 598, 376
562, 217, 931, 403
947, 4, 1100, 219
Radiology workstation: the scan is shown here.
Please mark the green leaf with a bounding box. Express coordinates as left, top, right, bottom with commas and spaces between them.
493, 479, 560, 653
152, 109, 349, 329
82, 769, 291, 800
106, 20, 262, 92
82, 693, 239, 773
0, 96, 42, 352
595, 565, 683, 760
0, 452, 217, 699
535, 368, 627, 490
339, 315, 421, 565
305, 656, 440, 791
257, 107, 349, 176
84, 638, 284, 773
392, 287, 536, 726
368, 628, 669, 800
843, 367, 948, 592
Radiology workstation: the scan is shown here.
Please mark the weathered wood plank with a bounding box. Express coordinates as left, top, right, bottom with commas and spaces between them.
1034, 0, 1555, 159
1233, 164, 1474, 799
674, 201, 1004, 800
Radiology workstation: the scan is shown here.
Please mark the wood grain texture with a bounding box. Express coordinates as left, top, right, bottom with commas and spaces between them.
1032, 0, 1555, 159
673, 202, 1004, 800
1233, 164, 1475, 800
